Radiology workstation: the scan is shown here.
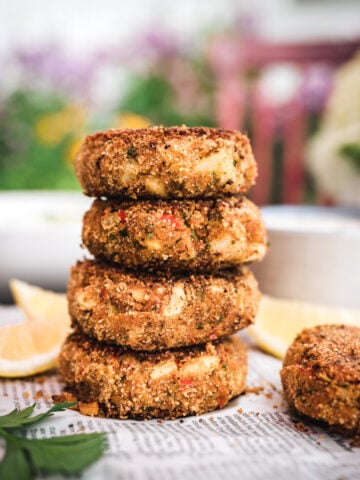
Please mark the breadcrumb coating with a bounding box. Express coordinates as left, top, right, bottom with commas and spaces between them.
75, 126, 257, 199
82, 196, 267, 272
58, 333, 248, 419
67, 259, 260, 350
281, 324, 360, 435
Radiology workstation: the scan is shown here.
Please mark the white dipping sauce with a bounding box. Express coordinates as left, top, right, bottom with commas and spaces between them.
252, 206, 360, 309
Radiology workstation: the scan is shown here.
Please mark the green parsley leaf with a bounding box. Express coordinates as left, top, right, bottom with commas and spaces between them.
0, 402, 76, 429
0, 402, 106, 479
18, 433, 106, 475
0, 440, 33, 480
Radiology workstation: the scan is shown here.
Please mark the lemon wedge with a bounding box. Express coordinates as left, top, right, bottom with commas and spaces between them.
0, 280, 70, 377
249, 294, 360, 359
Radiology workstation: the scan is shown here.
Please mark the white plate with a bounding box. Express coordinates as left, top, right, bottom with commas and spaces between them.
0, 191, 92, 302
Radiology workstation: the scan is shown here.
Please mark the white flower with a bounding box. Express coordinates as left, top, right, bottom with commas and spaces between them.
307, 51, 360, 206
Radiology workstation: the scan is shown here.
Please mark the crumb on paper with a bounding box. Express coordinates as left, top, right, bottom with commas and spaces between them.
273, 404, 278, 409
79, 402, 99, 417
350, 437, 360, 448
292, 419, 313, 434
52, 392, 78, 405
34, 390, 43, 400
245, 386, 264, 396
237, 408, 243, 414
23, 391, 30, 399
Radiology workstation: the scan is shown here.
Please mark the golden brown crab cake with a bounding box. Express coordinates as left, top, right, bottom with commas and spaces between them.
82, 196, 267, 272
75, 126, 257, 199
58, 333, 248, 419
67, 259, 260, 350
281, 325, 360, 436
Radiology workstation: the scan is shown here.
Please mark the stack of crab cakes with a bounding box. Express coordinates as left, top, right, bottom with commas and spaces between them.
59, 126, 267, 419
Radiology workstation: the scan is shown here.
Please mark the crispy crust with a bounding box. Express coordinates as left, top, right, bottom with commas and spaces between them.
281, 325, 360, 435
82, 196, 267, 272
75, 126, 257, 199
67, 259, 260, 350
58, 333, 248, 419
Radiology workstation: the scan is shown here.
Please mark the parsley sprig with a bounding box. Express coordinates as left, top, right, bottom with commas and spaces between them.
0, 402, 106, 480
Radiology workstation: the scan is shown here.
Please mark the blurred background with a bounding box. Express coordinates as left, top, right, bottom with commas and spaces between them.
0, 0, 360, 304
1, 0, 360, 206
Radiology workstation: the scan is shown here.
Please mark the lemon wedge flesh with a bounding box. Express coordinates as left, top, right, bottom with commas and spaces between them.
0, 280, 70, 377
249, 294, 360, 359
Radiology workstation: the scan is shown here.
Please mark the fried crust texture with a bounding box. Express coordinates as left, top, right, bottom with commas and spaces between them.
281, 324, 360, 435
58, 333, 248, 419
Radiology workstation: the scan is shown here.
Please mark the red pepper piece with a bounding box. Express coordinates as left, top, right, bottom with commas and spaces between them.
161, 213, 182, 229
180, 378, 193, 386
118, 210, 127, 224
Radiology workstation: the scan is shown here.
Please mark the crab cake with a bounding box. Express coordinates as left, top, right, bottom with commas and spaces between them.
82, 196, 267, 273
58, 333, 248, 419
68, 260, 260, 351
281, 325, 360, 435
75, 126, 256, 199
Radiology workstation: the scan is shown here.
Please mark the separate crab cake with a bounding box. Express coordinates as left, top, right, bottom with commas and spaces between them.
75, 126, 257, 199
58, 333, 248, 419
281, 325, 360, 436
82, 196, 267, 272
68, 260, 260, 351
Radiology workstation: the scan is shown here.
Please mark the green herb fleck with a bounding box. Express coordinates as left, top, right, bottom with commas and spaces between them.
146, 232, 154, 239
111, 304, 120, 314
233, 159, 238, 167
0, 403, 106, 480
108, 232, 116, 241
212, 171, 220, 183
191, 229, 198, 241
196, 324, 204, 330
215, 314, 223, 324
127, 145, 138, 159
120, 228, 128, 238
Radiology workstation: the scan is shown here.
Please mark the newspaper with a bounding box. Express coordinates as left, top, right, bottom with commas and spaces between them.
0, 306, 359, 480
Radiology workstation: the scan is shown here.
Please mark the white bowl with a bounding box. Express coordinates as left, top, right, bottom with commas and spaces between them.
252, 206, 360, 309
0, 191, 92, 302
